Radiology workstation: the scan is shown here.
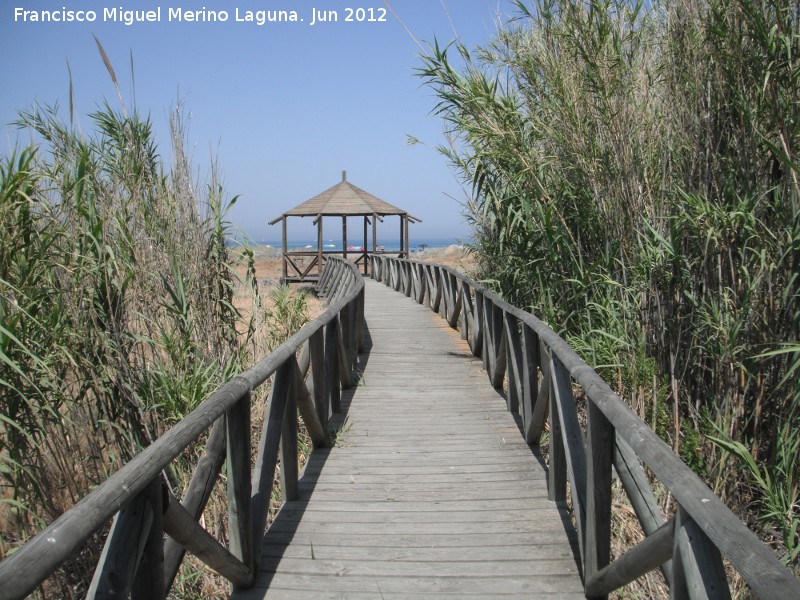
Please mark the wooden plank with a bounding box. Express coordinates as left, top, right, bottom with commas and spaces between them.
260, 541, 575, 562
258, 530, 576, 549
258, 556, 580, 578
237, 572, 584, 597
235, 278, 582, 599
231, 285, 581, 597
236, 590, 577, 600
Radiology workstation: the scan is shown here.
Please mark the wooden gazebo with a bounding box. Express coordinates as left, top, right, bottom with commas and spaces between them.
268, 171, 421, 283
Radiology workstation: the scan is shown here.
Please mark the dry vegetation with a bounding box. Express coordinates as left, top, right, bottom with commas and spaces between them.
0, 45, 319, 594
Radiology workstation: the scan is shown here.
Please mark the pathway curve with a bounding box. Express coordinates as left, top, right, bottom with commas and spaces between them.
233, 278, 583, 599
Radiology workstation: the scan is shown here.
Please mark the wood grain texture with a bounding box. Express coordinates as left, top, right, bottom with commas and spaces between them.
233, 279, 583, 599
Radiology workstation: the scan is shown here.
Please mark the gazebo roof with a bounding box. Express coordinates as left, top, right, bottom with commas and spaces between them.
269, 172, 420, 223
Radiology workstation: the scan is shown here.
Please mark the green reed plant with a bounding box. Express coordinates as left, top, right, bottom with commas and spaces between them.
0, 48, 261, 595
263, 284, 310, 351
418, 0, 800, 587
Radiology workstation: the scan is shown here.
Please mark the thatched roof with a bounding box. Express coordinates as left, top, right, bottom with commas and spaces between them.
269, 172, 421, 224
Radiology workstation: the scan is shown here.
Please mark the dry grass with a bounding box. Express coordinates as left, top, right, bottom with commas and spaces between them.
413, 244, 478, 276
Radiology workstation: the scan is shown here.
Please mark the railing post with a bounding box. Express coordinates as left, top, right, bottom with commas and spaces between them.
326, 318, 341, 413
163, 418, 227, 591
461, 281, 473, 343
503, 312, 522, 414
547, 356, 567, 505
87, 481, 158, 599
550, 353, 588, 565
491, 303, 507, 388
292, 356, 326, 447
480, 294, 491, 369
356, 285, 365, 351
318, 259, 332, 296
420, 263, 429, 305
431, 266, 443, 314
132, 477, 164, 600
337, 310, 353, 390
671, 505, 731, 600
251, 362, 293, 568
280, 375, 299, 502
446, 274, 462, 330
614, 434, 673, 585
471, 290, 484, 358
347, 299, 358, 367
458, 281, 469, 340
226, 392, 253, 583
309, 328, 328, 434
440, 269, 451, 320
586, 401, 614, 599
522, 325, 545, 444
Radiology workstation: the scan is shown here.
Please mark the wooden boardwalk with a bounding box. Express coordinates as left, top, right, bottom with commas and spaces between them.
234, 278, 583, 599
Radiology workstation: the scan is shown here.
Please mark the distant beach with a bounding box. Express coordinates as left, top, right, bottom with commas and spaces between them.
248, 237, 468, 252
233, 238, 477, 286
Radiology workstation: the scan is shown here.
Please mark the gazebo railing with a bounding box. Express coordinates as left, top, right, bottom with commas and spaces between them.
370, 254, 800, 600
0, 256, 365, 600
282, 249, 408, 282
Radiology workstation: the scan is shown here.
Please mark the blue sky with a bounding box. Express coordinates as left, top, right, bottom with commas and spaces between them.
1, 1, 519, 242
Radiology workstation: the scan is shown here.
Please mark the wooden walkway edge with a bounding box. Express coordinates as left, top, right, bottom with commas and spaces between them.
232, 278, 583, 599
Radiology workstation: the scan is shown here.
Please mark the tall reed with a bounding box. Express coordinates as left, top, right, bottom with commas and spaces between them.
0, 81, 260, 595
419, 0, 800, 586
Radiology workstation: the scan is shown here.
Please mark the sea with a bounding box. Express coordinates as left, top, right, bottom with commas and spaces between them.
241, 237, 469, 252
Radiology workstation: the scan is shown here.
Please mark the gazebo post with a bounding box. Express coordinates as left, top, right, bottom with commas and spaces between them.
317, 217, 323, 276
399, 216, 404, 258
342, 216, 348, 259
281, 216, 288, 280
404, 215, 410, 257
372, 213, 377, 253
363, 216, 368, 275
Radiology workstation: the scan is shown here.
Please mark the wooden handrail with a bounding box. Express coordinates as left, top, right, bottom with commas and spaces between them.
0, 256, 365, 600
371, 255, 800, 600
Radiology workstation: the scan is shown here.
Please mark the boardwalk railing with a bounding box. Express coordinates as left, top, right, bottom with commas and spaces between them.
371, 255, 800, 600
0, 257, 364, 600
